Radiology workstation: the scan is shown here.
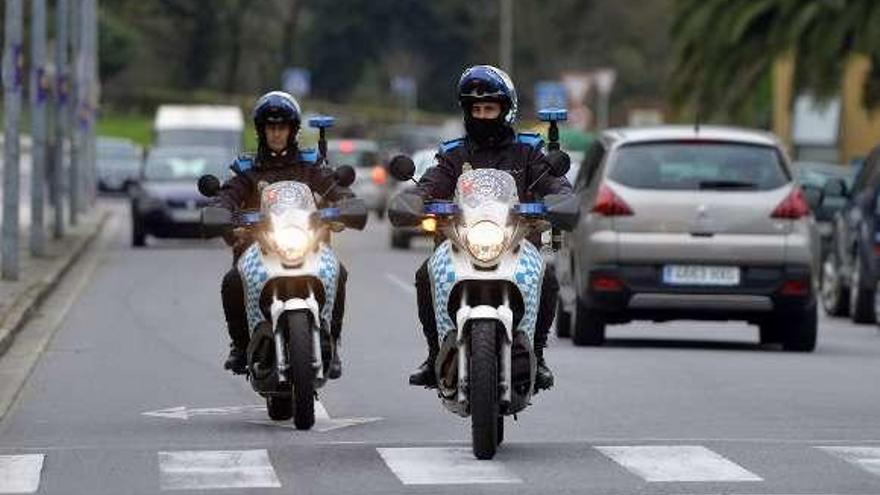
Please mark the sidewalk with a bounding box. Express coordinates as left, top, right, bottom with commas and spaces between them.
0, 208, 109, 357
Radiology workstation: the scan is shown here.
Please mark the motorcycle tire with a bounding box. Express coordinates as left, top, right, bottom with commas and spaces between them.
469, 320, 499, 460
286, 311, 316, 430
266, 395, 293, 421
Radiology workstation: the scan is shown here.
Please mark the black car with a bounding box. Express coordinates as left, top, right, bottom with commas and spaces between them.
130, 146, 230, 247
819, 148, 880, 323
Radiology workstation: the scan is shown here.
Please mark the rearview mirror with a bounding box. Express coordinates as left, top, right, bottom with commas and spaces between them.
388, 192, 424, 227
388, 155, 416, 182
334, 165, 356, 188
544, 194, 580, 231
802, 185, 824, 212
198, 174, 221, 198
545, 150, 571, 178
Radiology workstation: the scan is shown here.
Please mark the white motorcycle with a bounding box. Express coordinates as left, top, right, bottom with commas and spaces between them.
199, 167, 366, 430
388, 156, 578, 459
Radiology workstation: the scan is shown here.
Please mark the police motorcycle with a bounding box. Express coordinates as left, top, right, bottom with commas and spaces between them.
198, 117, 368, 430
388, 110, 579, 459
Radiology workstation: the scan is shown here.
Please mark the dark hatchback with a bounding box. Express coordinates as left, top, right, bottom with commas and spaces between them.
793, 161, 855, 260
130, 146, 230, 247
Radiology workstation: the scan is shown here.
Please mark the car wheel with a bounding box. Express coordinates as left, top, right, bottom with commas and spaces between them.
820, 253, 849, 317
390, 231, 410, 250
132, 214, 146, 247
758, 319, 782, 345
555, 299, 571, 338
782, 306, 818, 352
850, 253, 875, 323
572, 297, 605, 346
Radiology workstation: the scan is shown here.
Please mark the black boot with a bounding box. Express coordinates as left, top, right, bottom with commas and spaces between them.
534, 350, 554, 391
224, 342, 247, 375
409, 352, 438, 387
328, 340, 342, 380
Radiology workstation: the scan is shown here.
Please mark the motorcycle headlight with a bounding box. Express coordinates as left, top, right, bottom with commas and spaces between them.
465, 220, 506, 262
272, 225, 311, 262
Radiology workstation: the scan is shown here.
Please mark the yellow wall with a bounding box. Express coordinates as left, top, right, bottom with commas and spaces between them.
774, 53, 880, 165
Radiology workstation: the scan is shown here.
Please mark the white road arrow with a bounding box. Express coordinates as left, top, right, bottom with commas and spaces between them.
143, 401, 382, 432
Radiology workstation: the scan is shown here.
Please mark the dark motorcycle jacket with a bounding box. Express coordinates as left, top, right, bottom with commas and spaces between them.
415, 127, 572, 201
213, 147, 354, 212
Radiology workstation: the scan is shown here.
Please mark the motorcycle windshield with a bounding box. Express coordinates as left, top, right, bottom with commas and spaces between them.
455, 168, 517, 225
260, 181, 316, 226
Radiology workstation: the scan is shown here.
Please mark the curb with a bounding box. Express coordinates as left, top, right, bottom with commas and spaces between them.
0, 210, 110, 358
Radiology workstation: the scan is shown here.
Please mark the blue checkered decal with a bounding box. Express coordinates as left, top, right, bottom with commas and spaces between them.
238, 243, 270, 332
428, 241, 457, 341
512, 242, 545, 339
317, 245, 340, 326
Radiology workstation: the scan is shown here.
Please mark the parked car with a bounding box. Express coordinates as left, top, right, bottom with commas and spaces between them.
97, 136, 143, 193
793, 161, 855, 262
389, 148, 436, 249
130, 146, 230, 247
555, 126, 819, 351
326, 139, 388, 218
818, 145, 880, 322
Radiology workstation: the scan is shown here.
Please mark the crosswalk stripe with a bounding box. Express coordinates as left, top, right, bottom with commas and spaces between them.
377, 447, 522, 485
596, 445, 763, 482
158, 450, 281, 490
819, 446, 880, 477
0, 455, 45, 494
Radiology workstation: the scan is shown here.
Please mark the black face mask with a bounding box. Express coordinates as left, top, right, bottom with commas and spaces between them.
465, 116, 508, 147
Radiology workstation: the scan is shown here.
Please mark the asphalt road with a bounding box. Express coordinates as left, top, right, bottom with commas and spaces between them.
1, 198, 880, 494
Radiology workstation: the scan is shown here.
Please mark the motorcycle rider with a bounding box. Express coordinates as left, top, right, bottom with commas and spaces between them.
407, 65, 572, 390
213, 91, 353, 378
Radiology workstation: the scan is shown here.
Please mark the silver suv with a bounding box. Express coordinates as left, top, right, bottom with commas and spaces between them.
556, 126, 819, 351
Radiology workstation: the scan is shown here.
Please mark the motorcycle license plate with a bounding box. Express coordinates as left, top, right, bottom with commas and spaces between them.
662, 265, 740, 286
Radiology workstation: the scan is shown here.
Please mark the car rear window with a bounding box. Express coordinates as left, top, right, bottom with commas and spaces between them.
608, 141, 789, 191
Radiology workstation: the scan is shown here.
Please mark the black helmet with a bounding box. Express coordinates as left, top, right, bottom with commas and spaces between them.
252, 91, 301, 162
253, 91, 302, 129
457, 65, 518, 124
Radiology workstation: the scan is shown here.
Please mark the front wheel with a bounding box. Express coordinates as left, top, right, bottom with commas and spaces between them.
850, 253, 875, 324
285, 311, 316, 430
820, 254, 849, 317
469, 320, 499, 460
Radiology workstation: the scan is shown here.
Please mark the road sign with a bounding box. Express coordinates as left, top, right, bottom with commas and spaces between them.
282, 68, 310, 97
593, 68, 617, 95
562, 72, 592, 105
535, 81, 567, 111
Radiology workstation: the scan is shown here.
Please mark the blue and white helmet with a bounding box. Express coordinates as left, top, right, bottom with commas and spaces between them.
252, 91, 302, 129
457, 65, 518, 125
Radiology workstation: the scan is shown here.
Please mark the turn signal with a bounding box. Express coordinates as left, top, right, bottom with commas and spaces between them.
371, 165, 387, 185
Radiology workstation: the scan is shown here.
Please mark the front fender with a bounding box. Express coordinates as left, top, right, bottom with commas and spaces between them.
270, 297, 320, 331
456, 305, 514, 344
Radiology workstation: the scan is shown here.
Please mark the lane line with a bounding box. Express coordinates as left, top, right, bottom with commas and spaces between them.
158, 450, 281, 490
597, 445, 763, 482
384, 273, 416, 296
819, 446, 880, 477
0, 454, 45, 494
377, 447, 522, 485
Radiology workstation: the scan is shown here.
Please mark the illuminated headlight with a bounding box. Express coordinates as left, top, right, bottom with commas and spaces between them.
465, 220, 506, 262
272, 226, 311, 262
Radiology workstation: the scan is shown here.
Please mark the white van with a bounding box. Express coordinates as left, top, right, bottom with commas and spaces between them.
153, 105, 245, 154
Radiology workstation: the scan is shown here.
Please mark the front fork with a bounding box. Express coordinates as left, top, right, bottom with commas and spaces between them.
454, 285, 514, 406
270, 286, 324, 385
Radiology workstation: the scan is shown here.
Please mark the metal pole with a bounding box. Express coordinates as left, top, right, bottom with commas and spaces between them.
500, 0, 513, 74
31, 0, 49, 256
69, 0, 81, 224
53, 0, 70, 238
89, 0, 99, 207
3, 0, 24, 280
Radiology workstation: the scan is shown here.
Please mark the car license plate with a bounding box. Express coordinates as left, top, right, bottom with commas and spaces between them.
170, 209, 201, 222
663, 265, 740, 286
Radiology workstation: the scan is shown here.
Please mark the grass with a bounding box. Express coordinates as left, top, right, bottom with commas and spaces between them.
97, 113, 153, 146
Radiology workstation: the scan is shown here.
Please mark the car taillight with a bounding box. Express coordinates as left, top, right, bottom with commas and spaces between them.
591, 274, 624, 292
874, 243, 880, 257
771, 188, 810, 219
371, 165, 387, 185
592, 184, 633, 216
780, 279, 810, 296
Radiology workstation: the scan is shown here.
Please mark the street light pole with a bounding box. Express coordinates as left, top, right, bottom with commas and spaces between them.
2, 0, 24, 280
69, 0, 81, 224
53, 0, 70, 239
31, 0, 49, 257
500, 0, 513, 75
